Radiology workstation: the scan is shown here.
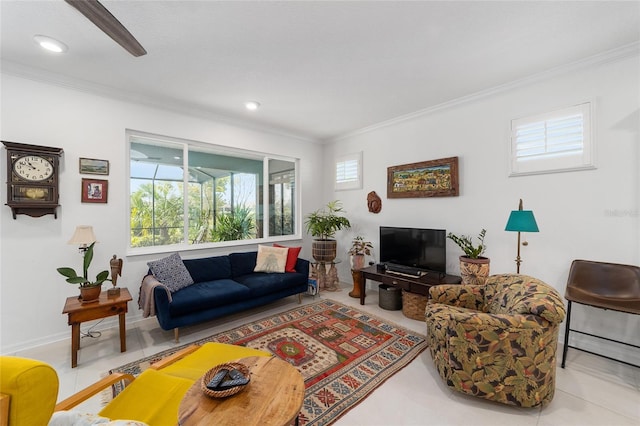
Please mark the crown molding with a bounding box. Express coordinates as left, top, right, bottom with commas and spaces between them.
328, 41, 640, 143
0, 60, 319, 144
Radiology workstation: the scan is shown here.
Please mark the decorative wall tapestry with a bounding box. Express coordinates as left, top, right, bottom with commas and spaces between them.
387, 156, 459, 198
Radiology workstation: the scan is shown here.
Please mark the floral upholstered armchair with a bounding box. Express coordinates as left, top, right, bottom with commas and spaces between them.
425, 274, 566, 407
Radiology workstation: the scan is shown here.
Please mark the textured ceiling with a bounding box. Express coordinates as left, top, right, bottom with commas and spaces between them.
1, 1, 639, 142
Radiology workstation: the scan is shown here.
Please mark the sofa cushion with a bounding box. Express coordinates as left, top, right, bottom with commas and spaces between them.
168, 279, 251, 317
234, 272, 307, 298
182, 256, 232, 283
147, 253, 194, 293
254, 245, 288, 273
98, 368, 192, 426
274, 244, 302, 273
229, 251, 258, 277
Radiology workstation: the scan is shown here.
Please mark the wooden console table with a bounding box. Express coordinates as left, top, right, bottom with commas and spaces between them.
62, 288, 132, 368
357, 265, 461, 305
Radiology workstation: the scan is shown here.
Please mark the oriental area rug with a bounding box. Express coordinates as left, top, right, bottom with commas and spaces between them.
108, 299, 427, 425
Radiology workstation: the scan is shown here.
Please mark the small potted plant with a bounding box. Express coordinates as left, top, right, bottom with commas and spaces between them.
447, 229, 490, 285
304, 200, 351, 262
348, 236, 373, 270
57, 242, 110, 303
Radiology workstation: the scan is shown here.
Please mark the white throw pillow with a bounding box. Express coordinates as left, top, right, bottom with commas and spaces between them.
254, 245, 288, 273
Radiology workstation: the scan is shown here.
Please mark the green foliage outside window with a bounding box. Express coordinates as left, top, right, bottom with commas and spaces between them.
211, 205, 256, 241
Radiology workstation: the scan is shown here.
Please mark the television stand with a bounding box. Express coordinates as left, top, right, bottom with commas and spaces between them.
357, 265, 461, 306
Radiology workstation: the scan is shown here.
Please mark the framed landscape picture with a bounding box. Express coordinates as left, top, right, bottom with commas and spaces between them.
79, 157, 109, 175
81, 178, 108, 203
387, 156, 459, 198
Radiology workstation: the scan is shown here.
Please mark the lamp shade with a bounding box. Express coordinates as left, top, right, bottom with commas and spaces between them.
68, 225, 97, 246
505, 210, 539, 232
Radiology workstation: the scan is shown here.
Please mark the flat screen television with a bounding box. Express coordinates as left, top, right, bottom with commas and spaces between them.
379, 226, 446, 273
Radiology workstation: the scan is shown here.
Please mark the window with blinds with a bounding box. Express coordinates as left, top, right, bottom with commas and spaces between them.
510, 102, 594, 176
335, 152, 362, 190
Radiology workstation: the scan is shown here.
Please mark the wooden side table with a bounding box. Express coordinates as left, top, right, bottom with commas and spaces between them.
179, 356, 305, 426
62, 288, 132, 368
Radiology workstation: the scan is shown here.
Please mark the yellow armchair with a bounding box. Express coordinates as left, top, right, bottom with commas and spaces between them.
1, 342, 271, 426
0, 356, 59, 426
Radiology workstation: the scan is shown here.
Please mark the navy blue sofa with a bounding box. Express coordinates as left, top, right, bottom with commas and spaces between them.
149, 251, 309, 340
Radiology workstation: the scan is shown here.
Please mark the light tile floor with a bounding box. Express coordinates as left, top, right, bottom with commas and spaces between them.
12, 283, 640, 425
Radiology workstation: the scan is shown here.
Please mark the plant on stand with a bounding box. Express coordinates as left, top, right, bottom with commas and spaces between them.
57, 242, 110, 303
447, 229, 490, 285
347, 236, 373, 299
348, 236, 373, 270
304, 200, 351, 262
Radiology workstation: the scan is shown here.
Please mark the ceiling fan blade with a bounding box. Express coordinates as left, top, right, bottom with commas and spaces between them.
64, 0, 147, 57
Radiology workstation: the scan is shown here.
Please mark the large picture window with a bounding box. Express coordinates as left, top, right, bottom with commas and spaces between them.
129, 132, 298, 249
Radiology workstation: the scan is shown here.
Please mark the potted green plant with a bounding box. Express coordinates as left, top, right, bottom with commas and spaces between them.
348, 236, 373, 270
447, 229, 490, 285
347, 236, 373, 299
57, 242, 110, 303
304, 200, 351, 262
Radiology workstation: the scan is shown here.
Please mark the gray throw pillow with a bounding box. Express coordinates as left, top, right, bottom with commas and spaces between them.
147, 253, 194, 293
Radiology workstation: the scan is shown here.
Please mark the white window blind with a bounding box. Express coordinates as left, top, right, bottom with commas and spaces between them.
510, 102, 594, 176
335, 152, 362, 190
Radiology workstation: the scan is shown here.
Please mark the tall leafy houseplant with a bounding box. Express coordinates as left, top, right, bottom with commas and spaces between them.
305, 200, 351, 262
447, 229, 490, 285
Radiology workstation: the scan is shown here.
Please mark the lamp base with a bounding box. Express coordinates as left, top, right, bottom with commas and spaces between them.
107, 287, 121, 297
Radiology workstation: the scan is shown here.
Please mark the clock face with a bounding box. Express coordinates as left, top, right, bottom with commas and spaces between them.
13, 155, 54, 181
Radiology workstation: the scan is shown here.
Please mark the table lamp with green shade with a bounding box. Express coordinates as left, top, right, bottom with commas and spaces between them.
505, 199, 539, 273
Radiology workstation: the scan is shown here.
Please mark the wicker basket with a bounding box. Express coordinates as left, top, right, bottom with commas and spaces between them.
401, 290, 428, 320
200, 362, 251, 398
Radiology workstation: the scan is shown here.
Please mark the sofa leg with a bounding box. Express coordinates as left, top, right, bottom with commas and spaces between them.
298, 293, 302, 304
174, 328, 179, 343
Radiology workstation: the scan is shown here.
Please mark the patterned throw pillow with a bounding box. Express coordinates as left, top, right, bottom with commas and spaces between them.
147, 253, 194, 292
254, 245, 288, 273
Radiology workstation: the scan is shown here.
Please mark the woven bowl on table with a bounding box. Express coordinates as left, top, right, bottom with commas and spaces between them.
200, 362, 251, 398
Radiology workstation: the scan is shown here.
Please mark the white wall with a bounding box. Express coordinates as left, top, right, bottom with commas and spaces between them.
326, 54, 640, 364
2, 52, 638, 363
0, 74, 323, 353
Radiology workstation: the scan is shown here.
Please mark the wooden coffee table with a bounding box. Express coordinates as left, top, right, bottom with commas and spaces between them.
178, 356, 305, 426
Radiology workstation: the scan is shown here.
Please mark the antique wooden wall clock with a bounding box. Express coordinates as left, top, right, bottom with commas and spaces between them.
2, 141, 63, 219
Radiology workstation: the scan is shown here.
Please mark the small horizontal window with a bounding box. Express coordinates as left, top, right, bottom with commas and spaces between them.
335, 152, 362, 191
510, 102, 594, 176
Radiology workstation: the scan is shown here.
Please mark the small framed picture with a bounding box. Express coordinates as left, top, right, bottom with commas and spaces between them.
81, 178, 108, 203
79, 157, 109, 175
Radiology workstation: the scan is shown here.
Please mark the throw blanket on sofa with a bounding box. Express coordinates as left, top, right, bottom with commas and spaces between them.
138, 274, 171, 318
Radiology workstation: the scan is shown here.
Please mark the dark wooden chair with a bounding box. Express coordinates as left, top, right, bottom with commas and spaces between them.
562, 259, 640, 368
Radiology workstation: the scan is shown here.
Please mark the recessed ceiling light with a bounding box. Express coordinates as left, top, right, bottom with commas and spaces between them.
33, 35, 68, 53
245, 101, 260, 111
